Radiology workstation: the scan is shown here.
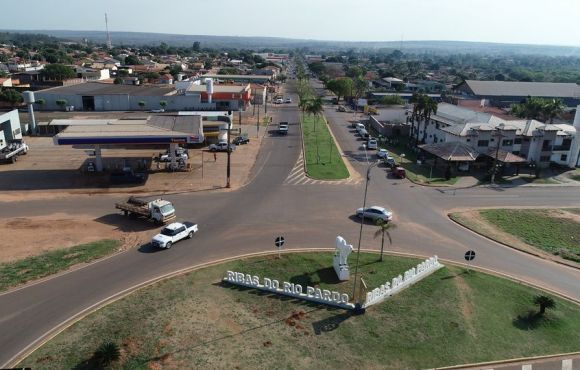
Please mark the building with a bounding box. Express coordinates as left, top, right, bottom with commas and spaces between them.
33, 82, 216, 111
252, 53, 289, 63
454, 80, 580, 107
411, 103, 580, 168
200, 74, 272, 84
74, 67, 111, 81
185, 83, 251, 110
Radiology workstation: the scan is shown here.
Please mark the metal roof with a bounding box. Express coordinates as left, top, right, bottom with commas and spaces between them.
37, 82, 175, 96
463, 80, 580, 98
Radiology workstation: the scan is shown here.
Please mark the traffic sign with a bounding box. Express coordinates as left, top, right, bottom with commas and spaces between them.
275, 236, 285, 248
464, 250, 476, 261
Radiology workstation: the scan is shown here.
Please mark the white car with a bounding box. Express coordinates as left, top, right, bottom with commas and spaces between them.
367, 139, 378, 150
284, 98, 292, 103
151, 222, 198, 249
209, 141, 236, 152
377, 149, 389, 158
356, 206, 393, 222
159, 152, 188, 162
274, 98, 284, 104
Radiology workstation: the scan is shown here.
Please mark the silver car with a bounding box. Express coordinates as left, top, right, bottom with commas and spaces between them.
356, 206, 393, 222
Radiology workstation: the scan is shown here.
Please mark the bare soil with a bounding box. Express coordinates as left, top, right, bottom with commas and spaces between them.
0, 213, 150, 263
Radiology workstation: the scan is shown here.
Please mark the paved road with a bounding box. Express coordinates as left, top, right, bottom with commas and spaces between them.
1, 85, 580, 366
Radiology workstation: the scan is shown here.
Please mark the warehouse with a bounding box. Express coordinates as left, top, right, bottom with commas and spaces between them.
33, 82, 217, 111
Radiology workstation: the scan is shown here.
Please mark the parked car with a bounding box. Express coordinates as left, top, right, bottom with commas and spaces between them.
274, 98, 284, 104
338, 105, 347, 112
233, 134, 250, 145
377, 149, 389, 159
359, 129, 369, 139
159, 147, 188, 162
151, 222, 198, 249
284, 98, 292, 103
209, 141, 236, 152
392, 167, 406, 179
355, 123, 365, 131
385, 156, 397, 168
367, 138, 378, 150
150, 109, 165, 113
355, 206, 393, 222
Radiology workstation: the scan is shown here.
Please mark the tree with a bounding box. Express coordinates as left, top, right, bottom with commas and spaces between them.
113, 77, 123, 84
353, 76, 368, 99
117, 69, 129, 77
138, 100, 146, 110
326, 78, 354, 103
56, 99, 67, 110
374, 220, 396, 262
380, 95, 404, 105
534, 295, 555, 316
41, 64, 75, 80
35, 98, 46, 109
542, 99, 565, 124
124, 55, 141, 65
306, 97, 324, 131
93, 341, 120, 367
0, 89, 23, 107
159, 100, 167, 109
192, 41, 201, 52
298, 96, 311, 120
510, 96, 545, 120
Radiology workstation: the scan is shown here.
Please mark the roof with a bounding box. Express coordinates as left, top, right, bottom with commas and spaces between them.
37, 82, 175, 96
187, 84, 249, 93
201, 74, 271, 81
461, 80, 580, 98
485, 148, 527, 163
383, 77, 404, 83
419, 142, 479, 162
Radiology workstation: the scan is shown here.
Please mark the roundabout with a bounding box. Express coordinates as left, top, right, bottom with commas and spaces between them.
17, 251, 580, 369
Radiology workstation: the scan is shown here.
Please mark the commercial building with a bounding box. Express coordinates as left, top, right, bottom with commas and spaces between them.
454, 80, 580, 107
33, 82, 216, 111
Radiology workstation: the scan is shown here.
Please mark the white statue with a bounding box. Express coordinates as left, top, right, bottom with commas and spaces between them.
335, 236, 353, 266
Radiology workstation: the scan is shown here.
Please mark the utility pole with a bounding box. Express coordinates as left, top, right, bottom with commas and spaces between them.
257, 104, 260, 138
490, 127, 503, 184
226, 120, 232, 188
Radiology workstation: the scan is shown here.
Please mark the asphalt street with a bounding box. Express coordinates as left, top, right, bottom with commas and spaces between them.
0, 85, 579, 366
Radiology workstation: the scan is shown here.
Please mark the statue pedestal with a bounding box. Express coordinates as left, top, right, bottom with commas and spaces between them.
333, 254, 350, 281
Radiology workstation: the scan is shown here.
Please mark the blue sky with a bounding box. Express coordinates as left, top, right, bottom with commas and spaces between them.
2, 0, 579, 46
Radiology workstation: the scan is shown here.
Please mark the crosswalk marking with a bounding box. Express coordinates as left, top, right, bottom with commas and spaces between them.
283, 153, 361, 186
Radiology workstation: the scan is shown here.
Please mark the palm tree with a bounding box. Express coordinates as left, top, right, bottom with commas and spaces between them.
93, 341, 120, 367
298, 96, 310, 120
542, 99, 564, 124
421, 97, 438, 142
138, 100, 146, 111
307, 97, 324, 132
534, 295, 555, 316
374, 219, 396, 262
159, 100, 167, 110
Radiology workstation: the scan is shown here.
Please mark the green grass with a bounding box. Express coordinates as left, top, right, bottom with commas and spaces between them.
20, 252, 580, 369
0, 240, 121, 292
571, 169, 580, 182
302, 114, 349, 180
479, 209, 580, 262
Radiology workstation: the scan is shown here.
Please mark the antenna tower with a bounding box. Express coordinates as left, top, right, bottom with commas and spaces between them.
105, 13, 112, 49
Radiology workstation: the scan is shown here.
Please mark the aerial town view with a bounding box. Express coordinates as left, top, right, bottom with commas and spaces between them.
0, 0, 579, 369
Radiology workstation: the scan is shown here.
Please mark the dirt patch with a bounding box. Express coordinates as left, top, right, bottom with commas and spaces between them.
0, 213, 149, 263
453, 274, 476, 337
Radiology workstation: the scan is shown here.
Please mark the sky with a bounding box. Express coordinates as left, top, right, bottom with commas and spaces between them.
2, 0, 580, 46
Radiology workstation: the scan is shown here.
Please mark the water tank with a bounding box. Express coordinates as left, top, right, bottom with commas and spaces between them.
205, 78, 214, 94
23, 91, 35, 104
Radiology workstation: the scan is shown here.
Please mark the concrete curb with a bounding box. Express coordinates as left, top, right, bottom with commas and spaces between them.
433, 351, 580, 370
448, 211, 580, 270
7, 248, 579, 368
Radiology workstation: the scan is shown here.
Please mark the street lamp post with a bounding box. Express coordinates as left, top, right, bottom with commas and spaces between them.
351, 151, 380, 315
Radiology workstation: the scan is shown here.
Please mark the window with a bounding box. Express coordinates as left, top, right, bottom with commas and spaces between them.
490, 138, 495, 142
436, 123, 440, 129
514, 138, 522, 145
502, 139, 513, 146
542, 140, 552, 151
523, 138, 530, 143
561, 154, 568, 161
477, 140, 489, 147
466, 138, 471, 142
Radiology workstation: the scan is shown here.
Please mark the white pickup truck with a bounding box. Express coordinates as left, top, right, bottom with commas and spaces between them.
151, 221, 198, 249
